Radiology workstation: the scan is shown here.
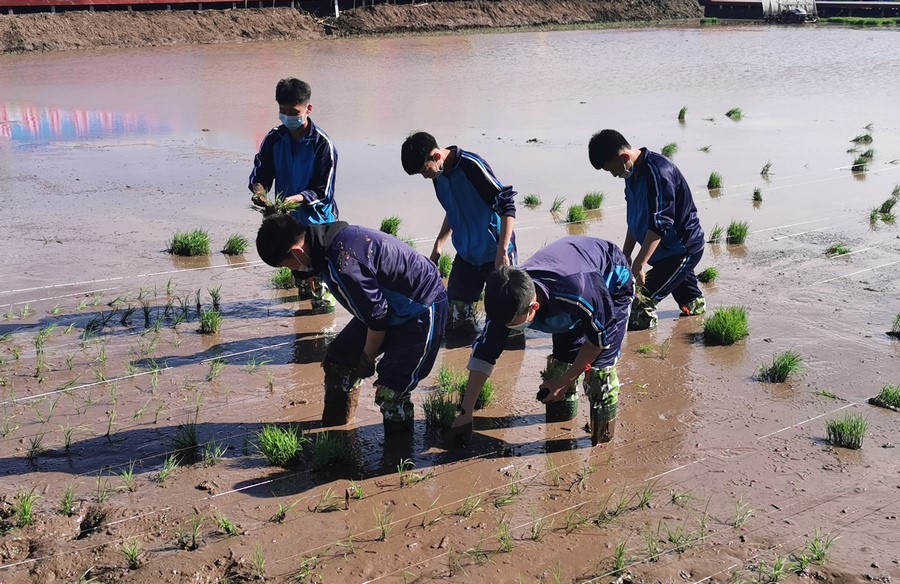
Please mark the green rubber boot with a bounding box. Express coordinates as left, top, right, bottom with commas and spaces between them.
310, 279, 337, 314
628, 296, 658, 331
296, 275, 314, 301
540, 356, 581, 422
680, 296, 706, 317
584, 365, 620, 445
321, 361, 362, 427
375, 386, 415, 437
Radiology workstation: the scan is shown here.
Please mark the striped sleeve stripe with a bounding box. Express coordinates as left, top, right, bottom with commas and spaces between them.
461, 152, 504, 190
315, 128, 337, 201
555, 294, 606, 337
325, 261, 363, 321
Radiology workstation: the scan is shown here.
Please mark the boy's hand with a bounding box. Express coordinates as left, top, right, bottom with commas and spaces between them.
537, 376, 571, 403
285, 194, 307, 206
251, 192, 269, 207
631, 259, 647, 287
356, 355, 376, 379
429, 244, 443, 265
495, 249, 511, 270
445, 409, 473, 447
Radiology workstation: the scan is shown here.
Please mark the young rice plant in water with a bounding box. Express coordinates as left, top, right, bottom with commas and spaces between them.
707, 172, 723, 189
825, 243, 851, 256
256, 424, 308, 467
725, 107, 743, 120
313, 432, 357, 469
423, 389, 459, 429
550, 196, 565, 213
582, 191, 604, 210
566, 204, 588, 223
726, 220, 750, 244
661, 142, 678, 158
752, 187, 763, 202
756, 350, 803, 383
697, 267, 718, 283
707, 224, 724, 243
703, 306, 749, 346
167, 229, 210, 256
825, 413, 867, 449
873, 385, 900, 408
222, 234, 249, 255
198, 310, 222, 335
379, 216, 401, 236
270, 267, 295, 290
678, 106, 687, 121
523, 193, 541, 207
438, 253, 453, 278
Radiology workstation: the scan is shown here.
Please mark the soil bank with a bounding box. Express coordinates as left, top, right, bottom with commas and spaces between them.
0, 0, 702, 53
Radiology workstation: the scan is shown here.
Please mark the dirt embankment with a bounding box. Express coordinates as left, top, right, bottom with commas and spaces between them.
0, 0, 701, 53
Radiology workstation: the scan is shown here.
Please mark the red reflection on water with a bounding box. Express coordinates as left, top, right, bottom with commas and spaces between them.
0, 102, 166, 141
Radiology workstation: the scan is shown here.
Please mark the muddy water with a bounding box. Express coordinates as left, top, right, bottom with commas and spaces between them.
1, 25, 899, 583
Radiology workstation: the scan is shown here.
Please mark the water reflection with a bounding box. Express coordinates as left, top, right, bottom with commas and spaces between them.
0, 102, 166, 142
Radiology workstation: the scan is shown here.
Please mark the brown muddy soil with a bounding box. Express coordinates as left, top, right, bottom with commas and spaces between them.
0, 0, 702, 53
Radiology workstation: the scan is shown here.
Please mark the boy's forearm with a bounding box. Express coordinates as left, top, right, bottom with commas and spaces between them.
363, 329, 386, 362
461, 370, 489, 415
433, 215, 452, 249
622, 231, 636, 260
634, 231, 662, 266
497, 215, 514, 254
559, 342, 602, 384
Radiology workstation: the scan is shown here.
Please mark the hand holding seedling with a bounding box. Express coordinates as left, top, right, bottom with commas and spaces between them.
537, 375, 572, 402
445, 410, 473, 448
356, 354, 376, 379
631, 259, 647, 287
285, 193, 308, 206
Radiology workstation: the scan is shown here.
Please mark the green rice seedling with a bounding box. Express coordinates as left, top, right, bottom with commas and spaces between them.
172, 421, 199, 461
850, 132, 873, 144
550, 196, 565, 213
806, 529, 839, 563
34, 323, 56, 351
19, 304, 33, 318
49, 303, 63, 316
569, 462, 596, 493
270, 500, 298, 523
825, 243, 851, 256
313, 431, 357, 469
27, 434, 45, 460
644, 527, 663, 562
167, 229, 211, 256
760, 160, 773, 178
157, 454, 179, 483
697, 267, 718, 283
756, 350, 803, 383
311, 487, 344, 513
379, 216, 402, 236
120, 306, 136, 327
678, 106, 688, 121
270, 266, 295, 289
497, 520, 513, 552
256, 424, 307, 467
374, 506, 394, 540
251, 543, 266, 579
825, 413, 867, 449
175, 515, 203, 551
14, 488, 39, 526
725, 107, 743, 120
790, 553, 812, 575
476, 378, 494, 409
859, 148, 875, 160
637, 481, 655, 509
636, 343, 656, 354
122, 539, 141, 570
665, 522, 692, 551
661, 142, 678, 158
11, 345, 22, 360
197, 309, 222, 334
455, 493, 483, 518
545, 455, 561, 487
523, 193, 541, 207
530, 511, 552, 542
206, 357, 226, 381
4, 306, 15, 320
438, 253, 453, 278
118, 461, 137, 492
699, 17, 718, 24
879, 196, 897, 216
869, 206, 882, 226
60, 482, 77, 516
669, 489, 693, 507
194, 288, 203, 316
222, 234, 248, 255
423, 389, 459, 429
852, 156, 869, 172
266, 371, 275, 392
202, 438, 227, 467
244, 354, 271, 373
873, 385, 900, 408
566, 204, 588, 223
609, 489, 632, 517
815, 389, 839, 399
759, 555, 788, 583
208, 285, 222, 311
726, 220, 749, 244
699, 144, 711, 153
703, 306, 749, 346
611, 540, 629, 576
347, 480, 365, 500
295, 555, 322, 580
397, 458, 435, 487
731, 496, 754, 527
752, 187, 763, 203
582, 191, 604, 210
707, 171, 723, 189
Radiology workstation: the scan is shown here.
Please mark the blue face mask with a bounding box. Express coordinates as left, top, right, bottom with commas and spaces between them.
279, 114, 304, 131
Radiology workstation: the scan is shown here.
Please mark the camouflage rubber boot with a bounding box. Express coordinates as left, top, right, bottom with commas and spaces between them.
375, 386, 415, 437
447, 300, 478, 334
584, 365, 620, 445
628, 297, 658, 331
310, 280, 337, 315
680, 296, 706, 317
321, 361, 362, 426
540, 355, 582, 423
296, 275, 314, 301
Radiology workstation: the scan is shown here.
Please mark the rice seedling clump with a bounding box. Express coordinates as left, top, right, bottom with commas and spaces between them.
678, 106, 688, 121
752, 187, 763, 202
756, 351, 803, 383
198, 310, 222, 334
697, 267, 718, 283
707, 224, 724, 243
825, 413, 867, 449
661, 142, 678, 158
380, 216, 401, 236
167, 229, 211, 256
566, 205, 588, 223
256, 424, 308, 467
707, 172, 723, 189
851, 156, 868, 172
726, 220, 749, 244
523, 194, 541, 207
270, 267, 295, 290
703, 306, 749, 346
582, 192, 604, 210
550, 196, 565, 213
438, 253, 453, 278
222, 234, 249, 255
825, 243, 851, 256
850, 133, 873, 144
869, 384, 900, 410
423, 390, 459, 429
313, 432, 358, 469
725, 107, 743, 120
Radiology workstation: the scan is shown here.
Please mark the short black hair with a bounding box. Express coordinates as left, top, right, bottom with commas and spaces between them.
275, 78, 311, 106
588, 129, 631, 169
400, 131, 439, 175
256, 214, 305, 267
484, 267, 536, 325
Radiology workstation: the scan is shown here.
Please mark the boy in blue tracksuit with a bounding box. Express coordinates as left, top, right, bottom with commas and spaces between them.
448, 237, 634, 446
250, 77, 339, 314
256, 214, 448, 436
588, 129, 706, 330
401, 132, 517, 335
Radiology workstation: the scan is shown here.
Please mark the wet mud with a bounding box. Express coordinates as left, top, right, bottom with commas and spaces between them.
1, 24, 899, 584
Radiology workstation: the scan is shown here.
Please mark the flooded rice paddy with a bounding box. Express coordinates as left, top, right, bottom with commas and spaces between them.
0, 23, 899, 583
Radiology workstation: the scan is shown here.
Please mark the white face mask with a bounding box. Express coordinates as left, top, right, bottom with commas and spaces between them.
620, 158, 634, 180
279, 114, 304, 131
291, 250, 315, 274
506, 319, 530, 332
432, 165, 444, 179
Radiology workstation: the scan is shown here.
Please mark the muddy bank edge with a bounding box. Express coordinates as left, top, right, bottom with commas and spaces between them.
0, 0, 702, 53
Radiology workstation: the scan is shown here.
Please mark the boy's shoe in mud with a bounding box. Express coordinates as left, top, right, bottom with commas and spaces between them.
680, 296, 706, 317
